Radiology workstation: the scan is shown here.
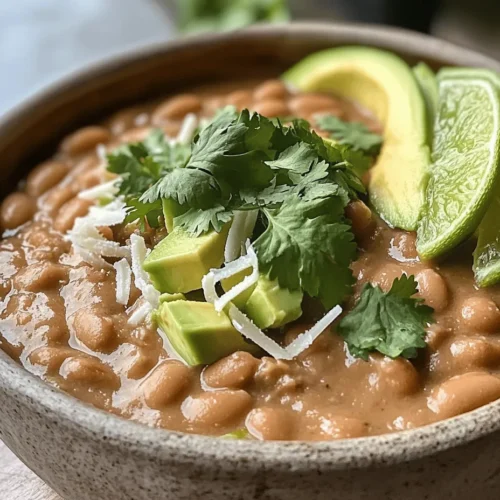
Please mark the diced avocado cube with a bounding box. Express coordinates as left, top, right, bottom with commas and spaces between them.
162, 198, 187, 233
221, 268, 256, 310
159, 292, 186, 304
245, 275, 303, 329
143, 224, 229, 294
154, 300, 255, 366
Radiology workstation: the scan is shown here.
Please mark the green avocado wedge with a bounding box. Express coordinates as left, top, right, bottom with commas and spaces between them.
283, 46, 431, 231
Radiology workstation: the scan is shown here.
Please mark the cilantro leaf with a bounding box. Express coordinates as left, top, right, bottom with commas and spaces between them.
178, 0, 290, 34
316, 115, 383, 155
337, 275, 434, 360
253, 194, 356, 308
174, 206, 233, 236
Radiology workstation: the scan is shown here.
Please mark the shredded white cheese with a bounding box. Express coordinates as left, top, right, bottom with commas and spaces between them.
113, 258, 132, 305
127, 299, 152, 326
176, 113, 198, 144
130, 234, 160, 309
96, 143, 108, 162
79, 179, 120, 201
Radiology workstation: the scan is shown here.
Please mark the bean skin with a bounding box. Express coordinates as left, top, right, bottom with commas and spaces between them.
13, 262, 69, 293
54, 198, 92, 232
152, 94, 202, 123
61, 126, 111, 156
0, 193, 37, 229
289, 93, 342, 118
428, 372, 500, 419
26, 160, 69, 197
246, 407, 294, 440
143, 361, 192, 409
202, 351, 258, 389
253, 99, 290, 118
460, 297, 500, 333
253, 80, 288, 102
59, 356, 119, 390
72, 307, 117, 353
182, 390, 252, 427
416, 269, 449, 312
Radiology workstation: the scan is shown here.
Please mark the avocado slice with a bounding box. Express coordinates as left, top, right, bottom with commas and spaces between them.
162, 198, 187, 233
221, 268, 256, 310
143, 224, 229, 293
159, 292, 186, 304
284, 46, 431, 231
245, 275, 303, 329
154, 300, 255, 366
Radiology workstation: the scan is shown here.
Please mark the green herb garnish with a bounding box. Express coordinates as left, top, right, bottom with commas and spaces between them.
338, 275, 434, 360
316, 115, 383, 155
177, 0, 290, 34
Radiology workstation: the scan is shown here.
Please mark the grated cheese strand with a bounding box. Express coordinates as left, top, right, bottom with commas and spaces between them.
79, 179, 120, 200
176, 113, 198, 144
113, 258, 132, 306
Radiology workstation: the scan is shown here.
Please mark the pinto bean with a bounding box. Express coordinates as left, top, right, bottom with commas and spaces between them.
54, 198, 92, 232
61, 126, 111, 156
449, 337, 500, 370
202, 352, 258, 389
162, 122, 181, 139
289, 93, 343, 118
428, 372, 500, 419
29, 346, 82, 374
345, 201, 375, 241
42, 186, 76, 214
13, 262, 69, 292
0, 193, 36, 229
316, 415, 369, 440
59, 356, 119, 390
246, 407, 293, 440
253, 99, 290, 118
391, 232, 418, 261
72, 307, 116, 353
126, 347, 158, 380
416, 269, 449, 312
460, 297, 500, 333
227, 90, 253, 110
26, 160, 69, 197
370, 263, 405, 292
143, 361, 192, 409
374, 356, 420, 396
253, 80, 288, 102
182, 390, 252, 427
76, 168, 103, 190
152, 94, 202, 123
119, 127, 151, 143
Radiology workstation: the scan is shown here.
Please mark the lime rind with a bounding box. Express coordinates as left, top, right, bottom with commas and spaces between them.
417, 69, 500, 260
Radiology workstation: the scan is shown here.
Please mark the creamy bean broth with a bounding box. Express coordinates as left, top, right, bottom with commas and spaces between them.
2, 78, 500, 442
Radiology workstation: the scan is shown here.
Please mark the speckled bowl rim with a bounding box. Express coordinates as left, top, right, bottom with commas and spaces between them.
2, 21, 500, 474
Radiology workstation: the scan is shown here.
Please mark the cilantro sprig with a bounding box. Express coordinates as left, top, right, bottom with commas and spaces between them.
338, 275, 434, 359
316, 114, 383, 155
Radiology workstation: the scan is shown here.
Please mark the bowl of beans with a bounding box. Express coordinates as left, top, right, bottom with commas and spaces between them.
1, 22, 500, 500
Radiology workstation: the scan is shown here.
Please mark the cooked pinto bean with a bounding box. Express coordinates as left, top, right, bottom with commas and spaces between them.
316, 415, 369, 440
143, 361, 192, 409
253, 80, 288, 101
126, 347, 158, 380
1, 193, 36, 229
345, 201, 375, 241
76, 168, 103, 190
61, 126, 111, 155
246, 407, 294, 440
374, 357, 420, 396
29, 346, 82, 374
72, 307, 116, 352
59, 356, 119, 390
26, 160, 69, 197
182, 390, 252, 427
253, 99, 290, 118
13, 262, 69, 292
42, 186, 76, 213
416, 269, 449, 312
54, 198, 92, 232
119, 127, 151, 143
428, 372, 500, 419
202, 351, 258, 389
289, 93, 342, 117
152, 94, 202, 123
370, 263, 405, 292
460, 297, 500, 333
449, 337, 500, 370
227, 90, 253, 109
162, 122, 181, 139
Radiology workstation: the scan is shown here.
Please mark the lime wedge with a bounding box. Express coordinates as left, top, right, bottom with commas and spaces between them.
474, 194, 500, 286
413, 62, 439, 143
417, 68, 500, 260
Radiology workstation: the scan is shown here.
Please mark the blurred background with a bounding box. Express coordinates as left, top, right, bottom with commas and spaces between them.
1, 0, 500, 116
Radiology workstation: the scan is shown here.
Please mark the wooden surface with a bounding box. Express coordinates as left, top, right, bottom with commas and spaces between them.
0, 440, 61, 500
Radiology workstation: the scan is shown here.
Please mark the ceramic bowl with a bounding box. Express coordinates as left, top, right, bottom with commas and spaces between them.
1, 23, 500, 500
